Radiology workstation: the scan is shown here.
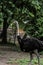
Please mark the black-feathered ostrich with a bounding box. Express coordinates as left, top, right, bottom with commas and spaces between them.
14, 20, 43, 65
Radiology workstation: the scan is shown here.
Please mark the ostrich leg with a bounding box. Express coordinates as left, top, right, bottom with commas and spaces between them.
28, 52, 33, 65
34, 49, 40, 65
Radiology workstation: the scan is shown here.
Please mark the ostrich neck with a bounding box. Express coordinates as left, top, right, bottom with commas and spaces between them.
14, 20, 19, 36
16, 21, 19, 36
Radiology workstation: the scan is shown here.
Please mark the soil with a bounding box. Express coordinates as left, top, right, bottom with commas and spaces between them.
0, 46, 43, 65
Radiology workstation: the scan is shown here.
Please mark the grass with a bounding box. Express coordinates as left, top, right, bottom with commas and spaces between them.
7, 57, 43, 65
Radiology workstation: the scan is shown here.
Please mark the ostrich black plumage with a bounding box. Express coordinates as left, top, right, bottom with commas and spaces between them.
17, 33, 43, 52
14, 21, 43, 65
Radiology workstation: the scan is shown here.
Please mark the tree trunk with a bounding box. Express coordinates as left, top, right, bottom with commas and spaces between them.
2, 18, 7, 44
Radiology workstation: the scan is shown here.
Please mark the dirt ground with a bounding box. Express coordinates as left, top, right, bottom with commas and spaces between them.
0, 51, 29, 65
0, 46, 43, 65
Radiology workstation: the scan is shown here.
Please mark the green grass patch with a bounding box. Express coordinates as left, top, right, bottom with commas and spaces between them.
7, 57, 43, 65
16, 58, 43, 65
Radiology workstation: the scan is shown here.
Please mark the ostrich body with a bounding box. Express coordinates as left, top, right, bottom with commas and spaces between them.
14, 20, 43, 65
17, 35, 43, 52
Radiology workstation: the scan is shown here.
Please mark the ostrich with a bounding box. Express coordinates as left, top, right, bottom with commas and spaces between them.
14, 20, 43, 65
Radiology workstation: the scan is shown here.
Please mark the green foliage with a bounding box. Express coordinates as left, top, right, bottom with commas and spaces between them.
0, 0, 43, 38
22, 0, 43, 38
